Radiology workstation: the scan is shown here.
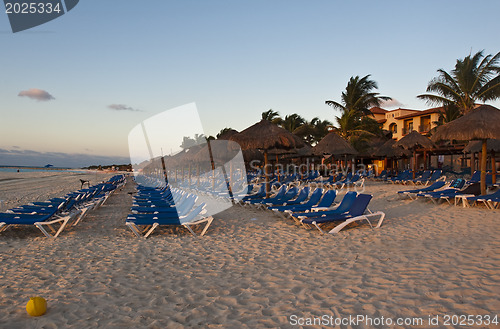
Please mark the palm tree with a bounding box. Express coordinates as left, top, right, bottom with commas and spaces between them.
310, 117, 333, 144
292, 117, 333, 145
261, 109, 281, 124
417, 50, 500, 114
327, 75, 389, 142
326, 75, 392, 118
279, 113, 306, 133
434, 105, 462, 126
179, 134, 207, 149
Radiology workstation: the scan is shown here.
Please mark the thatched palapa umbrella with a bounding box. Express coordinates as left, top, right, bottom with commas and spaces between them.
229, 119, 304, 196
373, 139, 410, 173
312, 132, 357, 173
464, 139, 500, 184
312, 132, 358, 156
394, 130, 435, 179
432, 105, 500, 195
217, 129, 239, 140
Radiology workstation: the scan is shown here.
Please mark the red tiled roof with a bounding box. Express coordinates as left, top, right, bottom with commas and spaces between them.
397, 106, 444, 120
369, 107, 388, 114
377, 119, 387, 123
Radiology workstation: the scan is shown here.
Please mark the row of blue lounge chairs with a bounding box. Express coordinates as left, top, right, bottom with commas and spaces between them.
247, 171, 365, 192
0, 175, 125, 238
238, 183, 385, 234
397, 172, 500, 209
125, 178, 215, 238
374, 169, 446, 186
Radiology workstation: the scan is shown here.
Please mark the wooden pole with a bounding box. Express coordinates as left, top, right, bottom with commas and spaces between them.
264, 151, 270, 197
197, 164, 200, 186
471, 152, 475, 177
276, 154, 280, 182
188, 163, 191, 186
480, 140, 487, 195
492, 150, 497, 184
160, 156, 169, 187
412, 149, 416, 179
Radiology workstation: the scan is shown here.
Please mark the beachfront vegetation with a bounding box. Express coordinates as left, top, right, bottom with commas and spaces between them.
180, 134, 207, 149
325, 75, 390, 150
418, 50, 500, 114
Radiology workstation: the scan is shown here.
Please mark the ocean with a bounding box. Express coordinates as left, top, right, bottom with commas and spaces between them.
0, 166, 83, 173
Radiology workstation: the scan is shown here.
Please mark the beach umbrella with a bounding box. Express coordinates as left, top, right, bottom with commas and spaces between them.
230, 119, 304, 196
394, 130, 435, 179
312, 132, 358, 156
312, 132, 357, 172
242, 149, 264, 163
217, 129, 239, 140
432, 104, 500, 195
373, 139, 410, 172
464, 139, 500, 183
463, 139, 500, 153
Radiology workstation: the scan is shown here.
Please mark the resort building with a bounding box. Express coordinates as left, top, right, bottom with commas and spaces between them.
370, 107, 444, 141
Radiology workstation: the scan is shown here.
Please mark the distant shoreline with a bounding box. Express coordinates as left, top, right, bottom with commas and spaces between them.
0, 165, 80, 171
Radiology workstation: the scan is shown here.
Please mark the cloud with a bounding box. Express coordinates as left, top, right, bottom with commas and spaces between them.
380, 98, 404, 109
0, 148, 130, 168
108, 104, 142, 112
18, 88, 55, 101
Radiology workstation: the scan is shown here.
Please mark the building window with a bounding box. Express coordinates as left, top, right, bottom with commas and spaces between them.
389, 123, 397, 134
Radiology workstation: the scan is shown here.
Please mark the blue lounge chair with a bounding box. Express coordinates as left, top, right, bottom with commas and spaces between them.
125, 203, 213, 238
373, 170, 387, 181
131, 195, 198, 215
289, 191, 358, 223
418, 179, 466, 203
410, 170, 431, 185
0, 211, 73, 238
397, 181, 446, 200
277, 187, 310, 206
462, 189, 500, 209
240, 184, 267, 204
425, 170, 444, 185
270, 188, 325, 213
245, 185, 288, 205
258, 186, 304, 209
299, 194, 385, 234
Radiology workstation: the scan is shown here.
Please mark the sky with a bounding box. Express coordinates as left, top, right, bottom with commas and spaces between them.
1, 0, 499, 167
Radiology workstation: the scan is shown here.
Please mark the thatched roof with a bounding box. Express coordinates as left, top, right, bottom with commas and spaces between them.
217, 129, 239, 140
373, 139, 410, 158
394, 130, 435, 150
192, 140, 240, 164
463, 139, 500, 153
432, 104, 500, 141
312, 132, 358, 156
229, 119, 304, 151
242, 149, 264, 162
164, 144, 205, 166
294, 144, 313, 157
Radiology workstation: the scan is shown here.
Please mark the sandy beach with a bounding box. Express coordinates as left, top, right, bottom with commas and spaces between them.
0, 172, 499, 328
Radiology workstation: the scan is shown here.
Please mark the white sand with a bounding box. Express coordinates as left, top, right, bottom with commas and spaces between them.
0, 171, 116, 210
0, 173, 499, 328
